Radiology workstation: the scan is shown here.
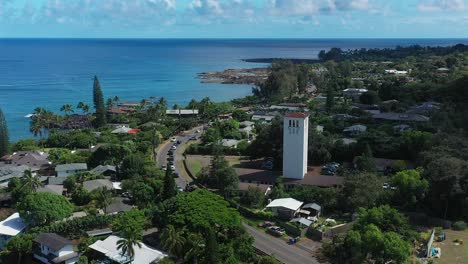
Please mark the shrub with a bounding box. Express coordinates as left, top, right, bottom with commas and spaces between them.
453, 221, 467, 231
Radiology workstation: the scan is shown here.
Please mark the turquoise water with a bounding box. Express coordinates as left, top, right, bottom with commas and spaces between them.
0, 38, 466, 140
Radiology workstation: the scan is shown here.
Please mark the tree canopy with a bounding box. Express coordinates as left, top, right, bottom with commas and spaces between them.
17, 192, 73, 225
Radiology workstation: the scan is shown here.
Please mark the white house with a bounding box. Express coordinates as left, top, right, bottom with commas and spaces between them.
33, 233, 78, 264
0, 212, 28, 249
89, 235, 167, 264
283, 112, 309, 180
55, 163, 88, 177
266, 198, 304, 219
166, 109, 199, 116
343, 124, 367, 137
221, 139, 241, 148
270, 103, 310, 112
385, 69, 408, 75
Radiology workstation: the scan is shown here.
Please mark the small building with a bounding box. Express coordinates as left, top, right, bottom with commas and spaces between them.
385, 69, 408, 75
82, 179, 114, 192
342, 88, 368, 102
221, 139, 240, 148
251, 111, 279, 123
166, 109, 199, 116
37, 185, 65, 196
266, 198, 304, 219
343, 124, 367, 137
302, 203, 322, 217
407, 101, 441, 115
393, 124, 411, 134
33, 233, 78, 264
89, 235, 167, 264
55, 163, 88, 177
90, 165, 117, 177
0, 213, 28, 249
239, 121, 255, 128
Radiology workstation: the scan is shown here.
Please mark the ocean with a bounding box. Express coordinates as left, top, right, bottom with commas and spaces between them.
0, 38, 467, 141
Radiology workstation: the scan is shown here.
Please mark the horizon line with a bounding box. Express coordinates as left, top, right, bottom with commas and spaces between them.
1, 37, 468, 40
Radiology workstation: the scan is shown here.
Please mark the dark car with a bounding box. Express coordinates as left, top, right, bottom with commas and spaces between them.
189, 136, 197, 141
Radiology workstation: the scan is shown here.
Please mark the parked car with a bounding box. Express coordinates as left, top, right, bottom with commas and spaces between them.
170, 165, 175, 170
167, 157, 174, 162
171, 145, 177, 150
170, 137, 177, 142
176, 140, 182, 145
195, 129, 201, 133
258, 221, 275, 228
189, 136, 197, 141
173, 172, 179, 178
161, 165, 167, 171
267, 226, 285, 237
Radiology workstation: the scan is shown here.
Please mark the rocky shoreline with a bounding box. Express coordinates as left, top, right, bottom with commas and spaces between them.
197, 68, 269, 85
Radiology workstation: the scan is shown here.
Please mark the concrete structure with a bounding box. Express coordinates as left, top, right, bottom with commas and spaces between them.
0, 213, 28, 249
266, 198, 304, 219
33, 233, 78, 264
283, 112, 309, 180
55, 163, 87, 177
89, 235, 166, 264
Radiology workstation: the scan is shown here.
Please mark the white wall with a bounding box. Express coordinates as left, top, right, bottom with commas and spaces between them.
283, 116, 308, 179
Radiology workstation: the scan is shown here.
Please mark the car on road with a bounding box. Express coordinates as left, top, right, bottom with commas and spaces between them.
171, 145, 177, 150
170, 137, 177, 142
189, 136, 197, 140
173, 172, 179, 178
267, 226, 285, 237
161, 165, 167, 171
167, 157, 174, 162
170, 165, 175, 170
176, 140, 182, 144
258, 221, 275, 227
195, 129, 201, 133
178, 187, 184, 192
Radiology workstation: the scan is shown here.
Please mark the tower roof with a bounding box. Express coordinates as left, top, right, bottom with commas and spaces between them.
285, 112, 310, 118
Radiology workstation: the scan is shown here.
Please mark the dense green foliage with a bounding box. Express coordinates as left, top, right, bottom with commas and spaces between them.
17, 192, 73, 225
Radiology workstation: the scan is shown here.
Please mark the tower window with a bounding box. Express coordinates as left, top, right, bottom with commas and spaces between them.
289, 120, 292, 127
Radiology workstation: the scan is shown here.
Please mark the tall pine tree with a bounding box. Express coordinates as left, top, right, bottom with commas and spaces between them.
0, 107, 8, 156
93, 76, 107, 128
162, 163, 177, 200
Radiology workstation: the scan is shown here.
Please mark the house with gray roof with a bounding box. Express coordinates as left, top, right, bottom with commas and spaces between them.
0, 165, 33, 187
1, 151, 51, 171
343, 124, 367, 137
372, 112, 429, 122
55, 163, 87, 177
90, 165, 116, 177
83, 179, 114, 192
33, 233, 78, 264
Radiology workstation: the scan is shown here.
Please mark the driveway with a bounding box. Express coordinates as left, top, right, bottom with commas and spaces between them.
243, 223, 320, 264
156, 125, 203, 188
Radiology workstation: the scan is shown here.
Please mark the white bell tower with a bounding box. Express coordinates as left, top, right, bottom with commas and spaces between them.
283, 112, 309, 179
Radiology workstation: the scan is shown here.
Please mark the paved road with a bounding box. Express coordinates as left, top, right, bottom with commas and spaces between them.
243, 223, 320, 264
156, 125, 203, 188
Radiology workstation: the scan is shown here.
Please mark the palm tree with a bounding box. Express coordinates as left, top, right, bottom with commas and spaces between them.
158, 97, 167, 108
94, 187, 113, 214
117, 235, 142, 259
113, 96, 120, 104
60, 104, 74, 115
160, 225, 186, 259
77, 102, 85, 110
82, 104, 90, 114
106, 98, 114, 108
21, 169, 44, 192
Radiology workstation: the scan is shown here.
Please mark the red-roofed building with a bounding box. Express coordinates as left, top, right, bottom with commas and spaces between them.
127, 129, 141, 135
284, 112, 310, 118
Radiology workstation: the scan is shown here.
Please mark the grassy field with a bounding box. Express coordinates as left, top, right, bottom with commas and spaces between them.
433, 229, 468, 264
186, 159, 203, 176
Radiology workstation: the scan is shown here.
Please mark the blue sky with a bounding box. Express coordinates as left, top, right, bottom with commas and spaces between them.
0, 0, 467, 38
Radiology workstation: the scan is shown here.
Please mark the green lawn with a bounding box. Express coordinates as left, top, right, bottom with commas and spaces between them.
433, 229, 468, 264
186, 159, 203, 176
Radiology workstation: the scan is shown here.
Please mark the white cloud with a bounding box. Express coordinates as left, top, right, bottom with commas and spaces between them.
418, 0, 466, 12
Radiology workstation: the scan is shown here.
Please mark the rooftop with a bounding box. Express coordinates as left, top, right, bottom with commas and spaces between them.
89, 235, 167, 264
83, 179, 114, 192
0, 212, 28, 237
285, 112, 310, 118
90, 165, 117, 175
34, 233, 74, 251
55, 163, 88, 172
266, 198, 303, 211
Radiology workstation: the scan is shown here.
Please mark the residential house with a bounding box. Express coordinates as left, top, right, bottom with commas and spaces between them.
266, 198, 304, 220
111, 127, 140, 134
82, 179, 114, 192
90, 165, 116, 177
385, 69, 408, 75
331, 114, 358, 120
221, 139, 240, 148
343, 124, 367, 137
407, 101, 441, 115
1, 151, 51, 172
89, 235, 166, 264
251, 111, 279, 123
302, 203, 322, 218
55, 163, 87, 177
393, 124, 411, 134
166, 109, 199, 116
33, 233, 78, 264
342, 88, 368, 102
37, 185, 64, 196
0, 165, 34, 187
0, 213, 28, 249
